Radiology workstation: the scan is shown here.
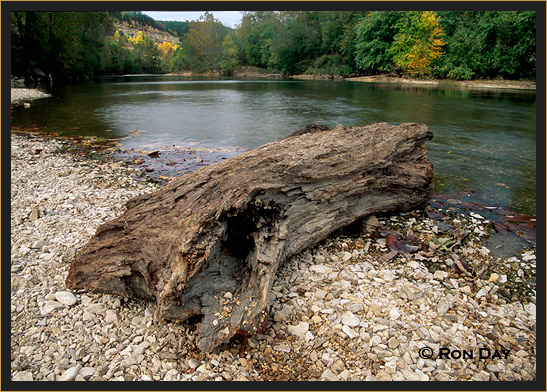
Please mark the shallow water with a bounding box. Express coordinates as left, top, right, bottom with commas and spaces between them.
11, 75, 536, 214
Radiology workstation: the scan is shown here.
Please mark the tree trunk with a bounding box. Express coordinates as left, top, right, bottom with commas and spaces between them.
66, 121, 434, 352
22, 11, 36, 87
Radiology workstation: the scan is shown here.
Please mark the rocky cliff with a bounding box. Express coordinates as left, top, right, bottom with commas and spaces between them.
113, 19, 180, 45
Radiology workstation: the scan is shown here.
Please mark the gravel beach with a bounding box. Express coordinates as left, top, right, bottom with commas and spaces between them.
10, 132, 537, 383
11, 88, 51, 105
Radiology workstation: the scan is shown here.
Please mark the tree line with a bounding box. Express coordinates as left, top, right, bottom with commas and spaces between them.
10, 11, 187, 84
11, 10, 536, 87
221, 10, 535, 80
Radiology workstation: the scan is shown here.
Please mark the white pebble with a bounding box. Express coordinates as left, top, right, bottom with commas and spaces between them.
58, 366, 81, 381
341, 311, 360, 327
54, 291, 77, 306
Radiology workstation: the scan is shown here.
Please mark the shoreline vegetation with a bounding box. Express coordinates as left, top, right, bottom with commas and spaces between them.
11, 11, 536, 90
10, 68, 536, 110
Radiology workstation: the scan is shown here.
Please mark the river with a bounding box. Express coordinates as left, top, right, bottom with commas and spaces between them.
11, 75, 536, 214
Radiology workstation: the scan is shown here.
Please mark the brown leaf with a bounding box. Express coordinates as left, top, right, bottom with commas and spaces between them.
453, 256, 472, 276
406, 228, 419, 242
387, 233, 420, 254
386, 233, 400, 251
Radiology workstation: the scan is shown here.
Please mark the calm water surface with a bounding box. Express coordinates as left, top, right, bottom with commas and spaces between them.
11, 76, 536, 214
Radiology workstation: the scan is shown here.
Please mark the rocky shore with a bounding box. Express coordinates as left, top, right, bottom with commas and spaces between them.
11, 88, 51, 105
335, 75, 535, 90
168, 67, 535, 90
10, 133, 536, 382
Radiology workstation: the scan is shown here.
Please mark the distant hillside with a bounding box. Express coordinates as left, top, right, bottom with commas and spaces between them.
158, 20, 191, 38
112, 19, 180, 45
109, 11, 181, 45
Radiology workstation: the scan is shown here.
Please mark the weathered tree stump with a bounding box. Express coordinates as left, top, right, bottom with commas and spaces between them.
66, 121, 434, 351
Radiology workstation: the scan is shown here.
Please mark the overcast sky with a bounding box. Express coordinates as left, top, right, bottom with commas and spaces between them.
142, 11, 243, 28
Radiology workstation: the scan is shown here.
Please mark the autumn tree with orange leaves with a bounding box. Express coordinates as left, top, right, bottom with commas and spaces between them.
391, 11, 445, 78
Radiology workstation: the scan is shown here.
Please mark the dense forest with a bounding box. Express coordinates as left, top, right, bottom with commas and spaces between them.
11, 10, 536, 87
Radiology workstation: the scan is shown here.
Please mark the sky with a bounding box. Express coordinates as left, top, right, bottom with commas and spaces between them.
142, 11, 243, 28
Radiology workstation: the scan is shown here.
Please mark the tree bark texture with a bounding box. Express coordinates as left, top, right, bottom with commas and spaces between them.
66, 121, 434, 351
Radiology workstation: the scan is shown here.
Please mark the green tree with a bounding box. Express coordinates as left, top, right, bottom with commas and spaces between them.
264, 11, 323, 74
435, 12, 485, 79
105, 29, 138, 74
220, 34, 239, 75
179, 12, 229, 74
317, 11, 346, 55
484, 11, 536, 79
159, 20, 190, 38
354, 11, 403, 74
236, 11, 279, 68
436, 11, 536, 80
132, 31, 162, 73
11, 11, 113, 84
266, 12, 299, 73
169, 46, 186, 71
306, 54, 351, 77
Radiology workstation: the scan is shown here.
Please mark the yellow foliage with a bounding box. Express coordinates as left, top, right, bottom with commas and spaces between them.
119, 29, 180, 69
393, 11, 445, 78
112, 29, 127, 45
158, 41, 180, 63
135, 31, 145, 45
126, 31, 147, 46
159, 41, 179, 55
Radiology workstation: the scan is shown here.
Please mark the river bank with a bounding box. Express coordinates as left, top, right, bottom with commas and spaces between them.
168, 67, 536, 90
344, 75, 537, 90
10, 132, 536, 382
11, 88, 51, 105
167, 66, 283, 79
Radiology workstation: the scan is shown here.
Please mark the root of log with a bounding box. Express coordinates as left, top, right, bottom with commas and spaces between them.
66, 121, 434, 352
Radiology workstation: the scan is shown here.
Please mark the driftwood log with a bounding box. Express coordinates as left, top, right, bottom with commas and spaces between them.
66, 121, 434, 352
